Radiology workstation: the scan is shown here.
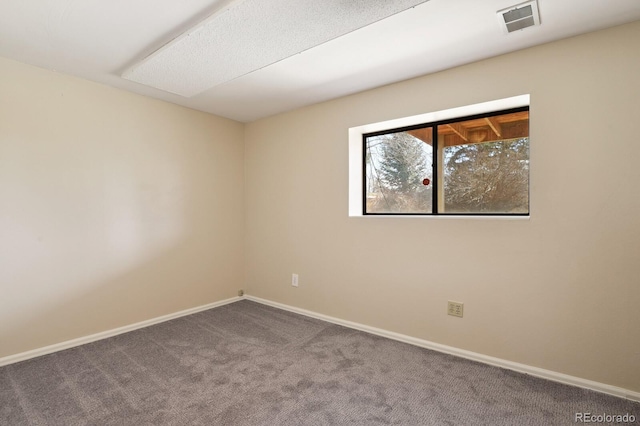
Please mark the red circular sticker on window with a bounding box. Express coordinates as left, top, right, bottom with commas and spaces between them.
422, 178, 430, 186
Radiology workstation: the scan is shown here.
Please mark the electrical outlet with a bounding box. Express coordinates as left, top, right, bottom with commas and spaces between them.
292, 273, 299, 287
447, 301, 464, 318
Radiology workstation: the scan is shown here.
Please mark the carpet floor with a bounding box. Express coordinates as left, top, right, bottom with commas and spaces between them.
0, 300, 638, 425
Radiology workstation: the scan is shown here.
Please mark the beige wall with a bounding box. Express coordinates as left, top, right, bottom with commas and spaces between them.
245, 21, 640, 392
0, 57, 245, 358
1, 21, 638, 394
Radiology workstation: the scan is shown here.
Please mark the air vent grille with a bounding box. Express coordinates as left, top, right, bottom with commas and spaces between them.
497, 1, 540, 34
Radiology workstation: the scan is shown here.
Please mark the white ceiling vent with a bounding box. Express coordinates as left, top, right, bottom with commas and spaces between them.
497, 1, 540, 34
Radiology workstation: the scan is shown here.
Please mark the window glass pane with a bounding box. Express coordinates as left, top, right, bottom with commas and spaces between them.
365, 128, 433, 214
439, 111, 529, 214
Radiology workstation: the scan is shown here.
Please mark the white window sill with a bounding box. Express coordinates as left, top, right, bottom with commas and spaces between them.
349, 215, 530, 220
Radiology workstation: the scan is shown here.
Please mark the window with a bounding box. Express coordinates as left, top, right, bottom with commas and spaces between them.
349, 96, 530, 217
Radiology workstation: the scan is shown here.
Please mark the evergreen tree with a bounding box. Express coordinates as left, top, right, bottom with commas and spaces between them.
369, 132, 432, 213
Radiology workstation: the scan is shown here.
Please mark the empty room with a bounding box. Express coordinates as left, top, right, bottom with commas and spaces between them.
1, 0, 639, 424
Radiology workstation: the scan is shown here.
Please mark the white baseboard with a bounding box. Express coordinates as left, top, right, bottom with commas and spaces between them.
3, 294, 638, 402
246, 295, 640, 402
0, 296, 242, 368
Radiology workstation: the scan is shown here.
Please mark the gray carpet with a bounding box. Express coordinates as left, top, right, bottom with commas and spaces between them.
0, 300, 638, 425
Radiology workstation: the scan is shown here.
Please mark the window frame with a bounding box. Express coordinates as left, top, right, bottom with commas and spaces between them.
348, 95, 531, 218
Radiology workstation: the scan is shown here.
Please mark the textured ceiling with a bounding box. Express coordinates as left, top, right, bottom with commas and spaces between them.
124, 0, 430, 97
1, 0, 640, 122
